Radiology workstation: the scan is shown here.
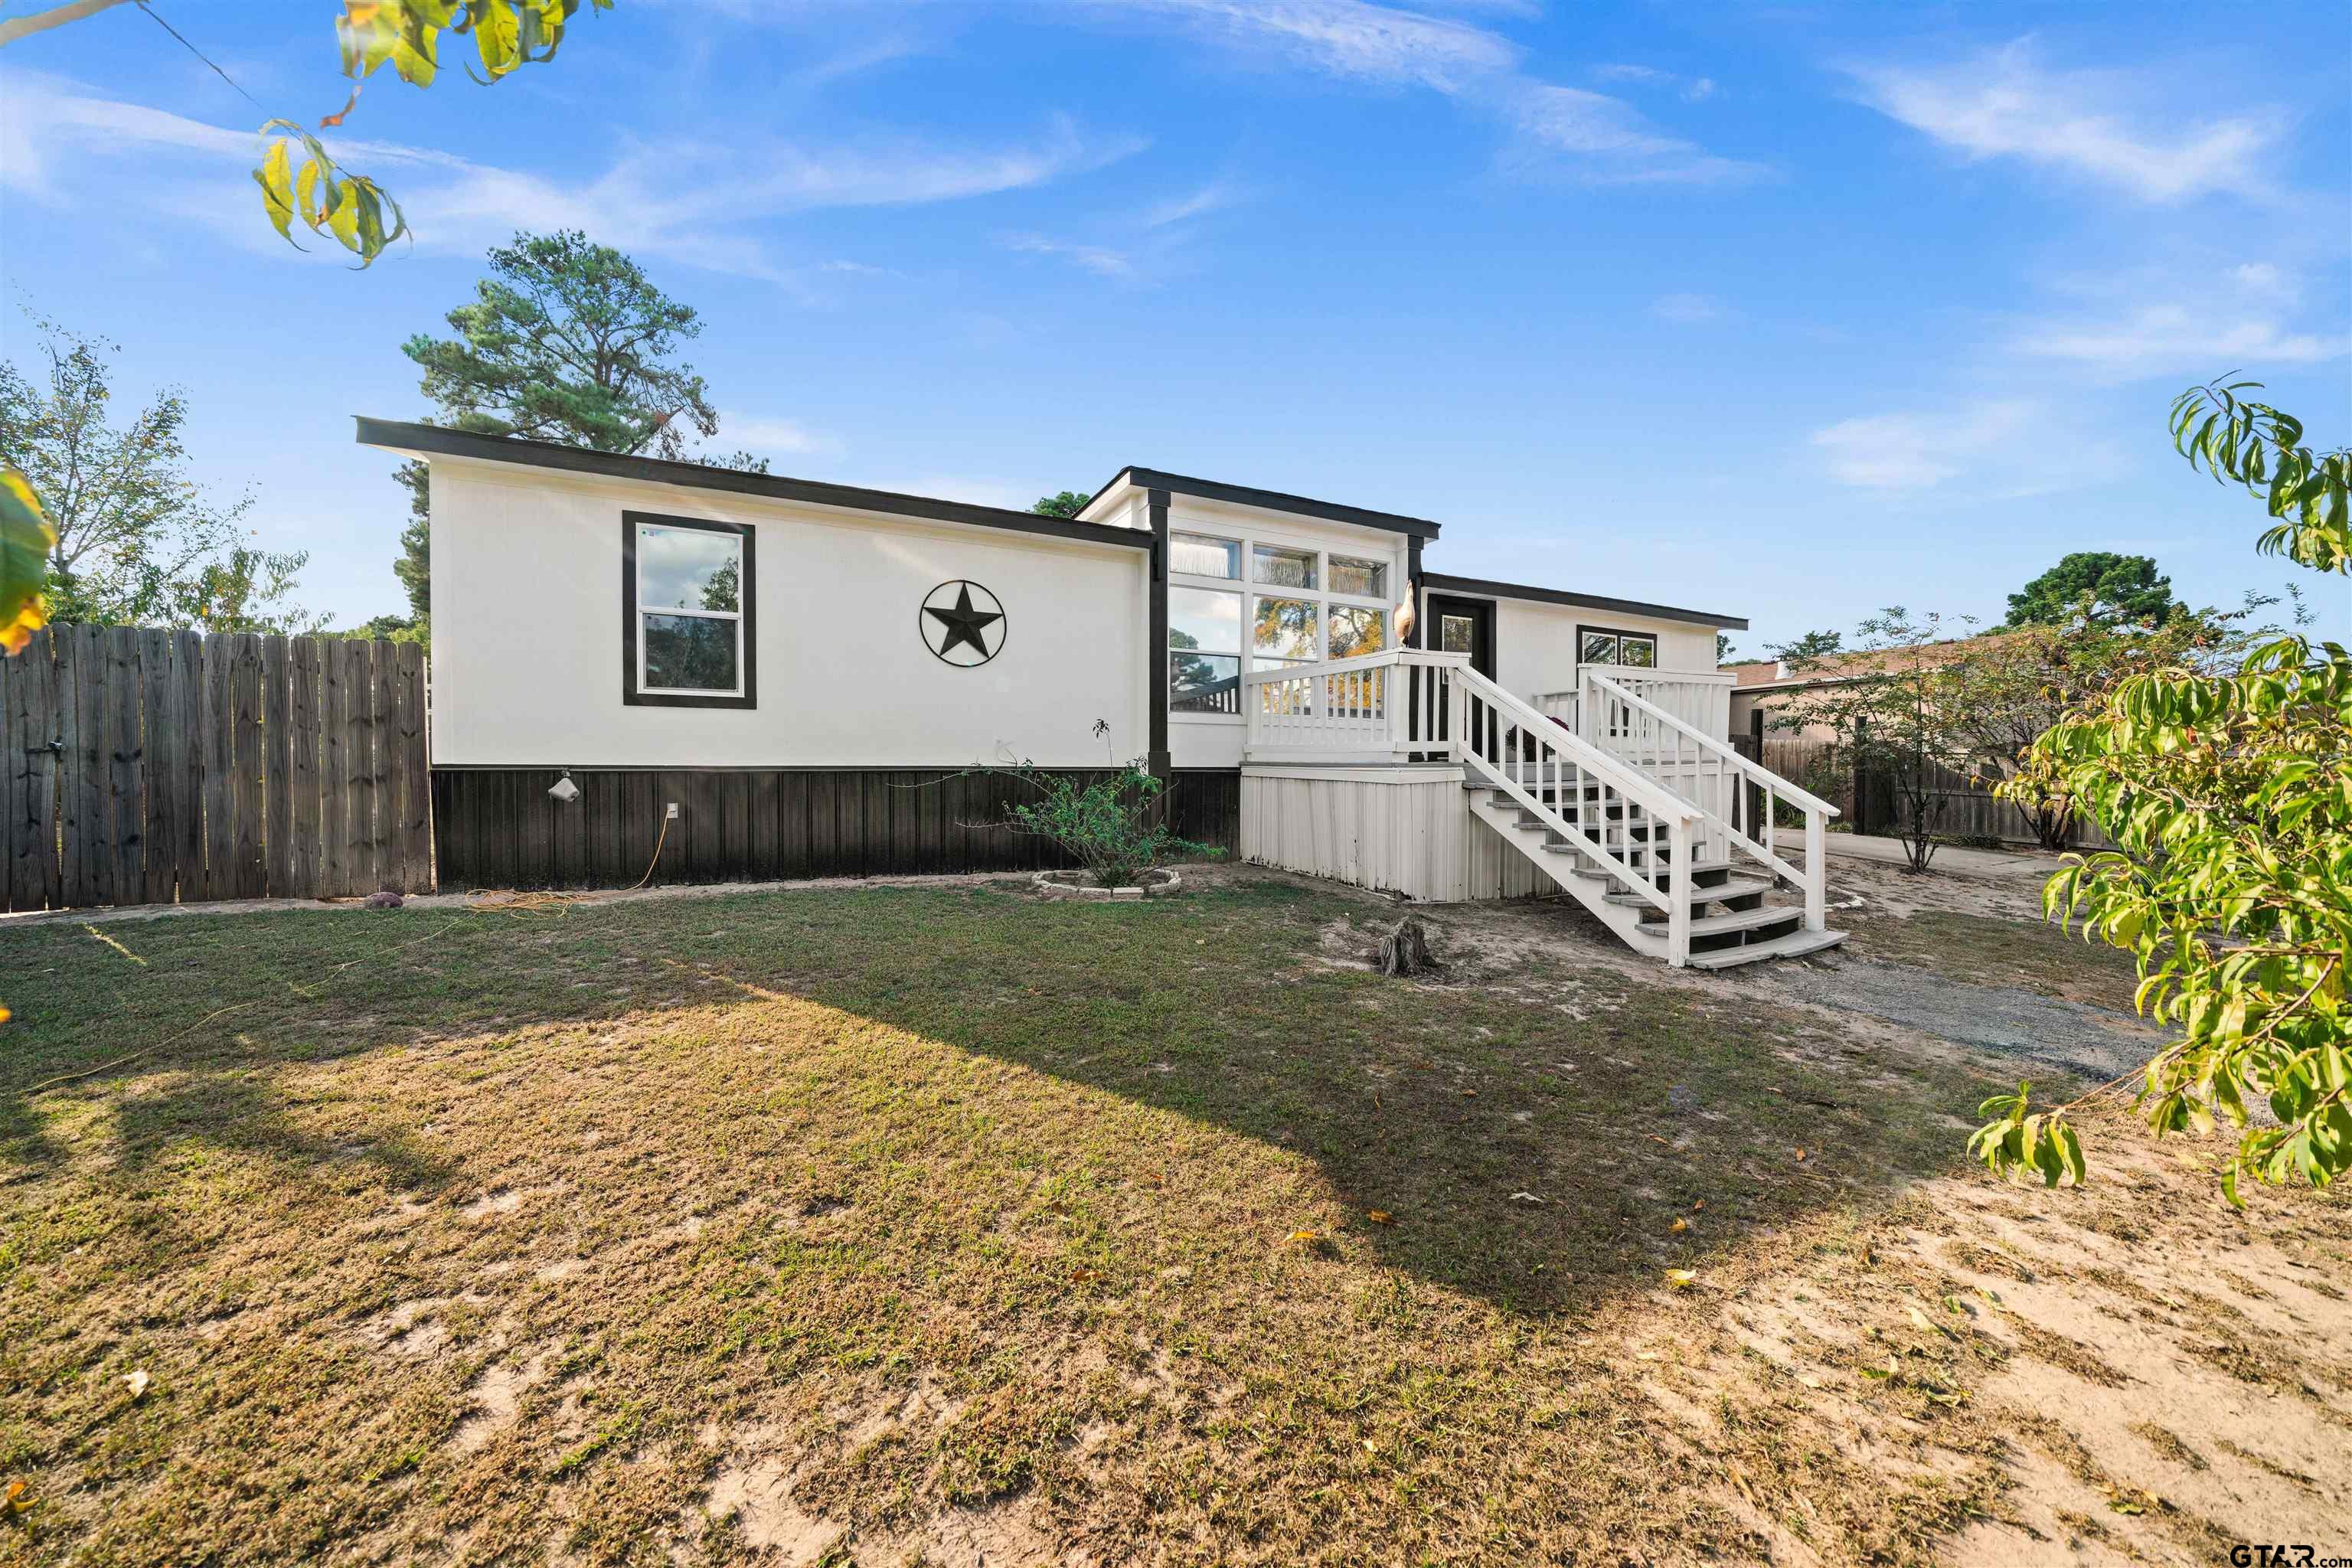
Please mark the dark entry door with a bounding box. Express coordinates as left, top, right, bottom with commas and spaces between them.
1425, 593, 1498, 756
1426, 594, 1496, 678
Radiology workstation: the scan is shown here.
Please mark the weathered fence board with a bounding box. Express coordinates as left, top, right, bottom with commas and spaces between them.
0, 628, 431, 910
1764, 735, 2112, 852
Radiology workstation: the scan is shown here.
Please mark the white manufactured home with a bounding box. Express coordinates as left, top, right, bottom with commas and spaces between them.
361, 419, 1843, 969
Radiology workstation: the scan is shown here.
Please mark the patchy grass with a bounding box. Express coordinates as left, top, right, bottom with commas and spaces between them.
2, 874, 2345, 1566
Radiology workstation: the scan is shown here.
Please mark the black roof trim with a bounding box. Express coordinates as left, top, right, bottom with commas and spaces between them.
1083, 466, 1442, 540
1423, 571, 1747, 630
354, 418, 1153, 552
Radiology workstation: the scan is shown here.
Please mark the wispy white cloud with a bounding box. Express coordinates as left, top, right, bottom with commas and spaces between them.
1001, 232, 1136, 277
1139, 181, 1241, 227
1594, 63, 1717, 103
2228, 261, 2294, 302
2012, 305, 2347, 372
0, 69, 1142, 283
1650, 292, 1726, 324
1505, 85, 1762, 184
1845, 39, 2282, 202
1089, 0, 1519, 91
1076, 0, 1756, 184
1811, 400, 2032, 491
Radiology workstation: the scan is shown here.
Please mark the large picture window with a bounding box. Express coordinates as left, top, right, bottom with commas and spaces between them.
1165, 528, 1400, 720
623, 512, 756, 708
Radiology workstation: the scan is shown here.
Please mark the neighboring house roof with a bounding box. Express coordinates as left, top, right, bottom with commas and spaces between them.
1726, 631, 2013, 693
1080, 466, 1444, 540
353, 418, 1154, 553
1422, 571, 1747, 631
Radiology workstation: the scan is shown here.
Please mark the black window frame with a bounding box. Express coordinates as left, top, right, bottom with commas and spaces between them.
1576, 624, 1659, 669
622, 510, 757, 709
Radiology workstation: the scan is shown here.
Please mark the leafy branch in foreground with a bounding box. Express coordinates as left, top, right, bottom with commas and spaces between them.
257, 2, 612, 266
1984, 379, 2352, 1205
2171, 376, 2351, 573
0, 3, 609, 267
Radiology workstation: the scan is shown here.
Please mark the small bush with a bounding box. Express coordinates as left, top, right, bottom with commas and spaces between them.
996, 761, 1220, 888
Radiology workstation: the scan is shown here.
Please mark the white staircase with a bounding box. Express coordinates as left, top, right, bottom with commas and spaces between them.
1238, 649, 1845, 969
1453, 665, 1846, 969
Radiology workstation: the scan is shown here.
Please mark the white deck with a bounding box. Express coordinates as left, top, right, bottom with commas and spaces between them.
1236, 648, 1844, 969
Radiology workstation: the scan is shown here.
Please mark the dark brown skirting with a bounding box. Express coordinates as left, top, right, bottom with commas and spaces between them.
429, 766, 1241, 891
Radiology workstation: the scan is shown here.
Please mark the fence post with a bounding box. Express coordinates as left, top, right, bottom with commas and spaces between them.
1851, 718, 1870, 837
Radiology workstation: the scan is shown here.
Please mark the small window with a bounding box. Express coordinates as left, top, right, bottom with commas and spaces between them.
1327, 606, 1387, 661
626, 514, 754, 707
1580, 629, 1658, 668
1328, 554, 1387, 599
1171, 532, 1240, 580
1441, 614, 1478, 655
1253, 596, 1319, 662
1251, 544, 1316, 590
1170, 586, 1243, 714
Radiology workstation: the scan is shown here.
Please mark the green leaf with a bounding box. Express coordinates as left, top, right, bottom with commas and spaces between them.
0, 467, 56, 655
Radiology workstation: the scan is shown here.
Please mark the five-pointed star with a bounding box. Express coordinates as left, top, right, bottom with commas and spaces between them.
924, 584, 1003, 660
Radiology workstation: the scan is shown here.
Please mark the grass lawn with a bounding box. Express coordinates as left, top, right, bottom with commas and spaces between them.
2, 874, 2345, 1566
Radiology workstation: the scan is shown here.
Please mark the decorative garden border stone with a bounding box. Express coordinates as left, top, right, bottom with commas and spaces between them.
1031, 868, 1181, 901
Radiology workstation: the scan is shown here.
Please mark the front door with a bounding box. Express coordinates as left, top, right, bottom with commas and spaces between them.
1425, 593, 1498, 758
1426, 594, 1495, 678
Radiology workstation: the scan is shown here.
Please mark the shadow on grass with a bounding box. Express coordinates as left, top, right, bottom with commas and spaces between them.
0, 877, 2022, 1314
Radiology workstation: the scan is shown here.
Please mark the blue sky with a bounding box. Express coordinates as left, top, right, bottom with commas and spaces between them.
3, 0, 2347, 649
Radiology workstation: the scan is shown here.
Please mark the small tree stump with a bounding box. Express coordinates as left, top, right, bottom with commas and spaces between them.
1374, 916, 1439, 978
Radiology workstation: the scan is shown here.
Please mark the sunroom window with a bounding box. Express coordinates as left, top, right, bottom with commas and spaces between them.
1170, 586, 1243, 714
1171, 532, 1240, 579
626, 514, 755, 707
1328, 555, 1387, 599
1251, 544, 1316, 591
1326, 606, 1387, 661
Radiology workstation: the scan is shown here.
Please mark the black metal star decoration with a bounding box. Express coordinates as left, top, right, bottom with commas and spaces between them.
921, 580, 1005, 665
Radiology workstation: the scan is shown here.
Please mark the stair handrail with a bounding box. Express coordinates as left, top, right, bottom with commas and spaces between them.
1583, 669, 1841, 815
1583, 668, 1835, 932
1453, 666, 1699, 948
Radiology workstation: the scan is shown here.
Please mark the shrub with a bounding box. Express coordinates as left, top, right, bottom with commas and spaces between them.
997, 762, 1221, 888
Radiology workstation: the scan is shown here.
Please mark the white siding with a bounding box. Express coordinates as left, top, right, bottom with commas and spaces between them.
429, 461, 1150, 769
1241, 765, 1470, 900
1240, 765, 1556, 902
1489, 598, 1718, 695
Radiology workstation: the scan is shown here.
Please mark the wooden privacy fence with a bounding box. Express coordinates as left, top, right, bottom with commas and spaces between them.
2, 627, 431, 912
1762, 736, 2112, 851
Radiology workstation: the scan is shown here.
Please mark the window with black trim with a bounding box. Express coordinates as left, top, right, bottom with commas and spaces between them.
1578, 627, 1658, 668
623, 512, 756, 708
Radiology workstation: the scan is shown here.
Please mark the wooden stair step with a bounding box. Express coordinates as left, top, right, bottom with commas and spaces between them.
1683, 928, 1850, 970
1625, 903, 1805, 941
1571, 858, 1731, 879
1605, 876, 1772, 908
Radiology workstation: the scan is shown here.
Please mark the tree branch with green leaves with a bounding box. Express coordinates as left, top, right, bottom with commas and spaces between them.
2, 2, 612, 268
1984, 380, 2352, 1207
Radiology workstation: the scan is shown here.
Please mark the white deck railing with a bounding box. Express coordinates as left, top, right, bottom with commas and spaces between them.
1533, 665, 1733, 741
1241, 650, 1838, 952
1240, 648, 1471, 763
1577, 668, 1838, 932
